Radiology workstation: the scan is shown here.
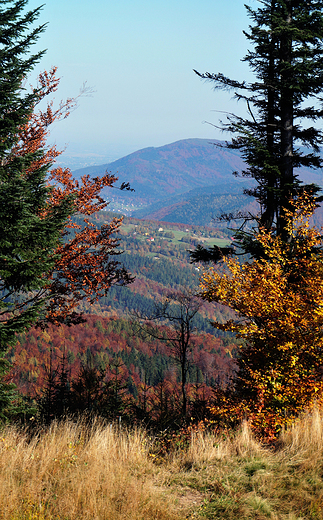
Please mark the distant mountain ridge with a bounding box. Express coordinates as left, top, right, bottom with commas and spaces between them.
72, 139, 248, 203
72, 138, 323, 226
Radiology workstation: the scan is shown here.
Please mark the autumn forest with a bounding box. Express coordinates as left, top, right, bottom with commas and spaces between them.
5, 0, 323, 518
3, 0, 323, 441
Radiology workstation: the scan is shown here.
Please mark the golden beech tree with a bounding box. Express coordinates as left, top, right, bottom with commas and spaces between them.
200, 196, 323, 438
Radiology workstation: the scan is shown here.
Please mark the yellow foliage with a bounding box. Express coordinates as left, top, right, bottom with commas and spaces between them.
200, 196, 323, 437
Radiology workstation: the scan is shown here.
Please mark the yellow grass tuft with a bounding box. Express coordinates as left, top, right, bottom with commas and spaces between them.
279, 407, 323, 459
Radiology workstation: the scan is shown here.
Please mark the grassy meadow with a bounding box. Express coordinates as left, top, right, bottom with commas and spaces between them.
1, 411, 323, 519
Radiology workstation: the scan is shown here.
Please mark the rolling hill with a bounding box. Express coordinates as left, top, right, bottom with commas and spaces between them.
72, 139, 248, 206
72, 138, 323, 226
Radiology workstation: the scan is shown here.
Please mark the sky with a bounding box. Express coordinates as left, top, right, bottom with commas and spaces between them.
26, 0, 254, 168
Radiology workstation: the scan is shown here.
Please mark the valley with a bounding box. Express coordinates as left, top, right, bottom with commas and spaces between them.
7, 211, 238, 424
8, 136, 323, 424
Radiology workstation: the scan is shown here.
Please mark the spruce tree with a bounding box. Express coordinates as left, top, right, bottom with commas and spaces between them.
194, 0, 323, 252
0, 3, 72, 348
0, 0, 75, 421
195, 2, 323, 434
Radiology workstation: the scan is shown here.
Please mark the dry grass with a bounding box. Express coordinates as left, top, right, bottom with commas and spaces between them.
2, 411, 323, 519
0, 419, 181, 520
168, 409, 323, 519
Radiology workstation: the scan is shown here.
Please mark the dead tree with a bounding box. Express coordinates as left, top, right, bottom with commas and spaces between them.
132, 289, 202, 419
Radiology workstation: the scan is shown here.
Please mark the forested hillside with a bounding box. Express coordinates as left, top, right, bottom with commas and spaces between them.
77, 211, 235, 328
6, 211, 238, 422
10, 315, 235, 421
132, 187, 258, 226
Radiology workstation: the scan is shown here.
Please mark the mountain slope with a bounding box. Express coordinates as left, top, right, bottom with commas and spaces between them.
72, 138, 323, 225
72, 139, 248, 204
131, 184, 258, 226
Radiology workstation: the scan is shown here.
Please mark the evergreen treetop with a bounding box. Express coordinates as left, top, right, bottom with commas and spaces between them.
0, 0, 46, 153
194, 0, 323, 252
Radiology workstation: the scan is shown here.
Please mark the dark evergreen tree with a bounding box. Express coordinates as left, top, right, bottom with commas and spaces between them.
71, 356, 107, 416
0, 1, 73, 421
194, 2, 323, 433
193, 0, 323, 256
37, 349, 58, 424
0, 355, 36, 422
37, 346, 73, 422
0, 1, 73, 349
104, 357, 129, 420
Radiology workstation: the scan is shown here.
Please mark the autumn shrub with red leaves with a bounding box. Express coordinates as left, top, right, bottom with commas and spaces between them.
2, 66, 133, 339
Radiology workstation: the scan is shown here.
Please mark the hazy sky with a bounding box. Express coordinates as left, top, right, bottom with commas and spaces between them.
27, 0, 254, 166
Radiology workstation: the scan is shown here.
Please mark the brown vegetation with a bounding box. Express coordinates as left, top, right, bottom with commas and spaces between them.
2, 409, 323, 519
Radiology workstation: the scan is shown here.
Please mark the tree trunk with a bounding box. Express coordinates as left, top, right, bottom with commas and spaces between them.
181, 361, 187, 418
261, 0, 277, 231
279, 0, 293, 240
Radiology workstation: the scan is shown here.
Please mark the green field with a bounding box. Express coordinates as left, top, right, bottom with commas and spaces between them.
121, 220, 231, 247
